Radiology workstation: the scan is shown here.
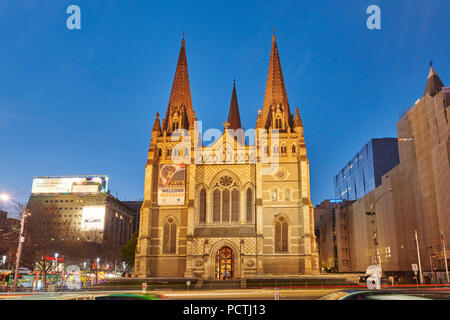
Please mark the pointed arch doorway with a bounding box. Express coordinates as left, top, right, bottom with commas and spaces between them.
215, 247, 233, 280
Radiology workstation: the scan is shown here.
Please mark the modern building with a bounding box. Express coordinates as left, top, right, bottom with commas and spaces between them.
333, 138, 399, 201
315, 200, 353, 273
135, 35, 319, 279
317, 65, 450, 282
122, 201, 143, 234
0, 210, 20, 269
26, 176, 134, 264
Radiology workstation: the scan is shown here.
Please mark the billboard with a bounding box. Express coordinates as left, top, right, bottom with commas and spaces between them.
81, 207, 105, 231
157, 164, 186, 205
31, 176, 109, 194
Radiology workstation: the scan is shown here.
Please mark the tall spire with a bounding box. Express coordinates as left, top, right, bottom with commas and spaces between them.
262, 33, 291, 128
152, 112, 162, 133
227, 80, 242, 130
425, 63, 444, 97
163, 37, 194, 131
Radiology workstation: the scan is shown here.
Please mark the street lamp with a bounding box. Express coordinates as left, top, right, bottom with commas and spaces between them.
365, 187, 393, 274
1, 255, 6, 269
95, 257, 100, 285
0, 194, 30, 291
54, 253, 59, 284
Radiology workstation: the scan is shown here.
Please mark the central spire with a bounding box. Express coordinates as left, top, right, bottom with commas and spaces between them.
262, 34, 291, 129
227, 80, 242, 130
163, 37, 194, 131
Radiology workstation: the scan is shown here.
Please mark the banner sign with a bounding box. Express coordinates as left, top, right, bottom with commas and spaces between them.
157, 164, 186, 205
31, 176, 109, 194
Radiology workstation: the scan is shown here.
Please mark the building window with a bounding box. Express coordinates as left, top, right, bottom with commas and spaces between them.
275, 117, 282, 129
284, 189, 290, 201
158, 148, 162, 157
272, 189, 278, 201
222, 189, 230, 222
162, 218, 176, 254
246, 188, 253, 223
273, 144, 279, 154
213, 189, 221, 222
274, 216, 288, 253
199, 188, 206, 223
231, 189, 239, 222
167, 148, 172, 156
292, 144, 296, 153
281, 145, 287, 154
172, 121, 179, 131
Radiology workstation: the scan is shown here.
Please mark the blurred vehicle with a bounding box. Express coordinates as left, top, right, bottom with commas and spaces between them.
94, 293, 164, 300
319, 290, 438, 300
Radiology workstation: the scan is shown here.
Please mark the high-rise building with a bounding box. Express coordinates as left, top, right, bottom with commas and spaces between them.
135, 35, 319, 279
315, 200, 353, 273
333, 138, 399, 200
317, 64, 450, 281
26, 176, 134, 264
122, 201, 143, 234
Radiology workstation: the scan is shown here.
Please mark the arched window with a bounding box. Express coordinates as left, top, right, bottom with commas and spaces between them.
231, 189, 239, 222
274, 216, 288, 253
275, 117, 282, 129
284, 189, 290, 201
272, 189, 278, 201
273, 144, 279, 154
162, 218, 177, 254
292, 144, 296, 153
199, 189, 206, 223
213, 189, 221, 222
167, 148, 172, 156
246, 188, 253, 223
222, 189, 230, 222
172, 121, 179, 132
158, 148, 162, 157
264, 145, 268, 155
281, 145, 287, 154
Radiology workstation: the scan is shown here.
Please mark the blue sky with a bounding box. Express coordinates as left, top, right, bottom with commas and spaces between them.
0, 0, 449, 212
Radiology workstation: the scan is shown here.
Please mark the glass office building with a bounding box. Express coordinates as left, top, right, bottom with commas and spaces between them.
333, 138, 399, 200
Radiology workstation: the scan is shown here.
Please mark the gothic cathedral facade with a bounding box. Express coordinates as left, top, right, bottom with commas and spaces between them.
134, 35, 319, 279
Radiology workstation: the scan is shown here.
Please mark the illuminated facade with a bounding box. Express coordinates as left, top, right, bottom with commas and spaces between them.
26, 176, 134, 263
134, 35, 319, 279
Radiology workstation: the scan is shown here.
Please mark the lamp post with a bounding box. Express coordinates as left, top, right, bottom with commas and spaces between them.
365, 187, 393, 275
54, 253, 59, 284
96, 257, 100, 284
1, 255, 6, 270
0, 194, 30, 291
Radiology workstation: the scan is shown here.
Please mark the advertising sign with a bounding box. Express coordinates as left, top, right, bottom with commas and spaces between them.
81, 207, 105, 231
31, 176, 109, 194
157, 164, 186, 205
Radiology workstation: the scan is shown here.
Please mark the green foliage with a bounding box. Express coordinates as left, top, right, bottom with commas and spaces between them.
121, 231, 138, 269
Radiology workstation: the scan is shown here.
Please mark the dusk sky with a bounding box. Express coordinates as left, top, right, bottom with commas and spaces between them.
0, 0, 449, 213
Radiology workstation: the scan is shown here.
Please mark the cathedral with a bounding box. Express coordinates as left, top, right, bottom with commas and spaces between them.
134, 34, 319, 279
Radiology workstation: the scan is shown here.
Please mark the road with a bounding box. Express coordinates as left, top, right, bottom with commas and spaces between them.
1, 287, 450, 300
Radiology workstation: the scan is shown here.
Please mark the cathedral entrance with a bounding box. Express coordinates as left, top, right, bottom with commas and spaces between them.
215, 247, 233, 280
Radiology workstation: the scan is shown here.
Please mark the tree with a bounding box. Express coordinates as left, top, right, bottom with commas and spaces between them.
121, 231, 138, 273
